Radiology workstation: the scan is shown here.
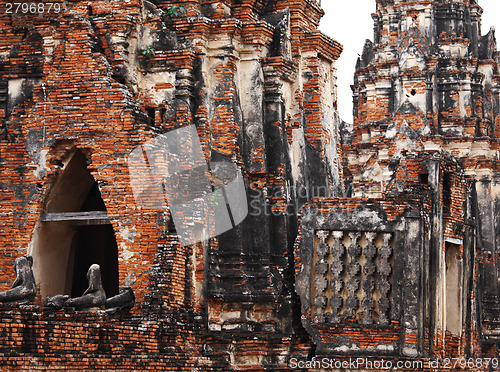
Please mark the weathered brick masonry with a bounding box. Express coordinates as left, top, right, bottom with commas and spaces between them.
0, 0, 344, 370
341, 0, 500, 362
1, 0, 500, 370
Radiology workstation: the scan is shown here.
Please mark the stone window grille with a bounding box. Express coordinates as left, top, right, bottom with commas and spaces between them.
311, 230, 394, 326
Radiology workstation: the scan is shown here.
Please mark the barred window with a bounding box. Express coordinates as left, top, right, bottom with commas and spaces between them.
312, 230, 394, 326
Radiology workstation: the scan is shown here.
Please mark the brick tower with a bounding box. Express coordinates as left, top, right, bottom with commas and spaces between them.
349, 0, 499, 195
0, 0, 344, 369
340, 0, 500, 357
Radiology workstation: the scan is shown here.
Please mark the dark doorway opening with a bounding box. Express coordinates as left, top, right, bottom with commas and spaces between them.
71, 224, 119, 298
71, 182, 119, 298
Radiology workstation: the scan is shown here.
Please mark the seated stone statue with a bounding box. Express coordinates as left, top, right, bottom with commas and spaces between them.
64, 264, 106, 310
105, 286, 135, 314
0, 254, 37, 304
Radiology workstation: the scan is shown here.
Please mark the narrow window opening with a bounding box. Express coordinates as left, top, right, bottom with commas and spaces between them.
445, 243, 462, 340
113, 74, 127, 85
418, 172, 429, 184
146, 107, 156, 125
159, 108, 166, 124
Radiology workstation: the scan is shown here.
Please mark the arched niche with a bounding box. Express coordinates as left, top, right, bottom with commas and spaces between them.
30, 149, 119, 300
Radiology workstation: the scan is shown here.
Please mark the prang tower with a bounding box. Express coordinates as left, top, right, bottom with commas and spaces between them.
352, 0, 499, 148
344, 0, 500, 356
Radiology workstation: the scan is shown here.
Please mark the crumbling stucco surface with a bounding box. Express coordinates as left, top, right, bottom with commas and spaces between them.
0, 0, 342, 370
0, 0, 499, 370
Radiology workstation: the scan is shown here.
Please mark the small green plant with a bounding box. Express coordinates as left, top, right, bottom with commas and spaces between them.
166, 5, 186, 18
141, 45, 155, 59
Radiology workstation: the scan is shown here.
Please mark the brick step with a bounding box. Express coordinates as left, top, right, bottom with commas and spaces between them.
483, 301, 500, 322
208, 251, 282, 301
208, 291, 279, 303
208, 279, 275, 294
483, 295, 500, 303
213, 265, 272, 277
219, 319, 278, 332
483, 303, 500, 310
213, 274, 272, 286
210, 269, 275, 290
208, 272, 278, 295
209, 254, 273, 266
210, 257, 275, 279
208, 277, 277, 291
483, 314, 500, 320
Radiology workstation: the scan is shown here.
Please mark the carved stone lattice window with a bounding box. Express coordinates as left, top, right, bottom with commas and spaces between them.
312, 230, 394, 326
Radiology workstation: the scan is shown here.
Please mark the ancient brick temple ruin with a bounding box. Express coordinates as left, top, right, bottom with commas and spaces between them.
341, 0, 500, 359
0, 0, 498, 370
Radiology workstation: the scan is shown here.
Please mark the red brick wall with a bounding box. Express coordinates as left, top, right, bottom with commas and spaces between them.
0, 0, 343, 369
